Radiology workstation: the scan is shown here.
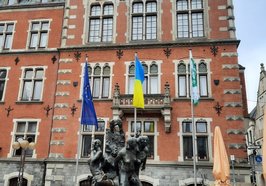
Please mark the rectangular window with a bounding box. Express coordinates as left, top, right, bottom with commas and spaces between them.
84, 64, 111, 99
176, 0, 204, 38
88, 4, 113, 43
182, 121, 209, 161
29, 21, 49, 49
13, 120, 38, 157
81, 120, 106, 158
178, 75, 186, 96
132, 2, 157, 41
0, 69, 8, 101
130, 120, 156, 159
0, 23, 14, 50
20, 67, 44, 101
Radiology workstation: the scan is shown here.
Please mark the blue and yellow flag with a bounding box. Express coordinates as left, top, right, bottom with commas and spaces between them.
81, 62, 98, 128
133, 55, 145, 108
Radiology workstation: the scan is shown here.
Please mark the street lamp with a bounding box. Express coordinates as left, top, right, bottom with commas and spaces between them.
12, 138, 36, 186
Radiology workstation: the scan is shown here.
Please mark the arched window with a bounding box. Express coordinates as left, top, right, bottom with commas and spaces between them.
176, 0, 204, 38
88, 3, 114, 42
9, 177, 27, 186
177, 63, 188, 97
131, 1, 157, 40
198, 61, 208, 96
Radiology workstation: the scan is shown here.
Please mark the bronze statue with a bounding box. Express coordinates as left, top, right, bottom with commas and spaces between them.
88, 118, 149, 186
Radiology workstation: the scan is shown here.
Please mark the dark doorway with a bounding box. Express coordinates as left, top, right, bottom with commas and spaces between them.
9, 177, 27, 186
79, 179, 91, 186
142, 181, 153, 186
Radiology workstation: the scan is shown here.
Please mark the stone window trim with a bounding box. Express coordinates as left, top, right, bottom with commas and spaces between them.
17, 66, 47, 102
125, 60, 162, 94
129, 0, 160, 42
173, 58, 212, 99
3, 172, 34, 186
177, 117, 213, 162
86, 2, 116, 44
80, 62, 114, 99
0, 67, 10, 102
26, 19, 51, 50
126, 117, 160, 161
8, 118, 41, 158
0, 21, 16, 51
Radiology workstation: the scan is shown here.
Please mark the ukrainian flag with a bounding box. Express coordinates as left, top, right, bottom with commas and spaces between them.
133, 55, 145, 108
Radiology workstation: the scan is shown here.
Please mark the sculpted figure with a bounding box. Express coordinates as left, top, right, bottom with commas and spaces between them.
103, 118, 125, 181
136, 136, 149, 175
114, 137, 142, 186
88, 139, 107, 185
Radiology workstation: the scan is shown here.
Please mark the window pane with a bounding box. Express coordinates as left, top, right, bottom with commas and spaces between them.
30, 33, 38, 48
32, 23, 40, 31
89, 19, 100, 42
3, 34, 11, 49
103, 4, 113, 15
178, 75, 186, 96
133, 2, 143, 13
144, 121, 154, 132
0, 35, 3, 48
0, 69, 7, 78
196, 122, 207, 133
199, 75, 207, 96
83, 125, 93, 132
24, 69, 33, 78
150, 76, 158, 94
96, 121, 105, 132
22, 81, 32, 100
146, 16, 157, 40
0, 24, 4, 32
128, 76, 134, 94
192, 13, 204, 37
146, 2, 156, 13
94, 66, 101, 75
17, 122, 26, 132
28, 122, 37, 132
177, 14, 189, 38
0, 81, 5, 100
32, 81, 42, 100
191, 0, 203, 9
35, 69, 44, 78
197, 136, 208, 160
183, 136, 193, 160
82, 135, 92, 157
41, 22, 49, 30
150, 64, 158, 73
177, 0, 188, 10
102, 18, 113, 42
147, 136, 154, 158
132, 17, 143, 40
39, 32, 47, 48
182, 122, 192, 133
93, 78, 100, 97
131, 121, 141, 133
103, 66, 110, 75
142, 76, 148, 94
102, 77, 110, 98
91, 5, 101, 16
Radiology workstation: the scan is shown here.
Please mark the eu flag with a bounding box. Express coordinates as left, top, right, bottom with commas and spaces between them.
81, 62, 98, 128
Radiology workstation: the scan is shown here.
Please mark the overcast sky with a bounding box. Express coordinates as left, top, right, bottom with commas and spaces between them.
233, 0, 266, 112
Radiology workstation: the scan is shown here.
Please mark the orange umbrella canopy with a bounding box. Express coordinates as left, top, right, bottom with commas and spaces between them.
213, 126, 230, 184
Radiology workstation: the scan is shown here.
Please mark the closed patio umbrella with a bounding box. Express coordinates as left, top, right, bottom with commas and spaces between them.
213, 126, 230, 185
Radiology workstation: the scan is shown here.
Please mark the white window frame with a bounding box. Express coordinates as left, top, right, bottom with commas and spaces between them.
126, 117, 159, 161
0, 67, 10, 102
8, 118, 41, 158
0, 21, 16, 51
80, 118, 108, 158
172, 0, 207, 40
18, 66, 47, 102
80, 62, 114, 99
27, 19, 51, 50
87, 2, 116, 43
125, 60, 162, 94
129, 0, 162, 42
177, 117, 213, 162
174, 58, 212, 98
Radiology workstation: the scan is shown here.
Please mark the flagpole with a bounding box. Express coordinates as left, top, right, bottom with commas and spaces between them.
134, 108, 137, 137
74, 124, 82, 185
190, 49, 197, 186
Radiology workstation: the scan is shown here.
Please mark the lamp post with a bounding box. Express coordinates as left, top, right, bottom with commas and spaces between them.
12, 138, 36, 186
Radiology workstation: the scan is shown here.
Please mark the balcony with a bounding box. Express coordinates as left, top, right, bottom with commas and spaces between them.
112, 82, 172, 133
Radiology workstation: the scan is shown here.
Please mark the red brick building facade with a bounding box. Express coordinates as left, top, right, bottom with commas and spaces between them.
0, 0, 250, 185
